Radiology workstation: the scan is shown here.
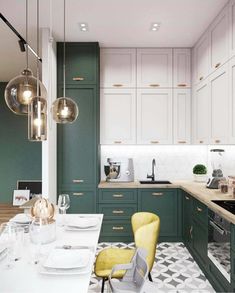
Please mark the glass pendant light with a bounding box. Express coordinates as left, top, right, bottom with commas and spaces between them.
4, 0, 47, 115
28, 0, 47, 141
51, 0, 78, 124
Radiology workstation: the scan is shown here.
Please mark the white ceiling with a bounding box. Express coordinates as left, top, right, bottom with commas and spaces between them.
0, 0, 228, 81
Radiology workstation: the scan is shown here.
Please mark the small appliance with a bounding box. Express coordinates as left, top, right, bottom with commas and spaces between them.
104, 158, 134, 182
206, 149, 225, 189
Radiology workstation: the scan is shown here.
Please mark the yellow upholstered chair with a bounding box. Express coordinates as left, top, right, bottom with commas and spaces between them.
94, 212, 160, 293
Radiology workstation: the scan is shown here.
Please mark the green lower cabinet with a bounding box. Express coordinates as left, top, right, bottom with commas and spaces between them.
100, 220, 134, 242
182, 192, 193, 250
138, 189, 182, 241
208, 260, 232, 292
66, 190, 96, 214
99, 204, 137, 220
192, 218, 208, 268
98, 189, 137, 242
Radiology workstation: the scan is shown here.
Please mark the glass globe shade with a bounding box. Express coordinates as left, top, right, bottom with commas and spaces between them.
51, 97, 79, 124
4, 69, 47, 115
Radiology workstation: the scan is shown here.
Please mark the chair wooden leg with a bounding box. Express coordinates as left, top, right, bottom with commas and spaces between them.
148, 272, 153, 282
101, 277, 107, 293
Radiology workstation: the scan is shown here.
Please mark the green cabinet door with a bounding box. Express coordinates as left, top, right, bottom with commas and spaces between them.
68, 190, 96, 214
192, 219, 208, 268
57, 43, 99, 85
57, 86, 98, 191
182, 192, 193, 249
139, 189, 181, 241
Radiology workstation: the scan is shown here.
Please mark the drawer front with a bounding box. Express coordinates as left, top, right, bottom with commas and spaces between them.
65, 190, 96, 214
99, 204, 137, 220
99, 189, 137, 203
101, 220, 132, 237
193, 199, 208, 224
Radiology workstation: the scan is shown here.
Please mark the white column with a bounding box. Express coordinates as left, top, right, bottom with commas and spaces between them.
41, 28, 57, 204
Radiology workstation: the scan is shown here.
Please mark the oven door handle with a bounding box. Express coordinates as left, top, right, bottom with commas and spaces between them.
209, 220, 225, 235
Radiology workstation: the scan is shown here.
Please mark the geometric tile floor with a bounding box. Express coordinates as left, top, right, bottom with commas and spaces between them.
88, 242, 215, 293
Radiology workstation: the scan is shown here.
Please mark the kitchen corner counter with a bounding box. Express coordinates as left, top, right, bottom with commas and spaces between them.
98, 180, 235, 224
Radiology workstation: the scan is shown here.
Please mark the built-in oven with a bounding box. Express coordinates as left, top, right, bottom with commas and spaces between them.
208, 209, 231, 283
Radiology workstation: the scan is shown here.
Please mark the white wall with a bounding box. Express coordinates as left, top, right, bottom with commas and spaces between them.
41, 28, 57, 204
101, 145, 235, 181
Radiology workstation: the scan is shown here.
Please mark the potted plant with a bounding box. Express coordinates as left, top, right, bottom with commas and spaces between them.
193, 164, 207, 182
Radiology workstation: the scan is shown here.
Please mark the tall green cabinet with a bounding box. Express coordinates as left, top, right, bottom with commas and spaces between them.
57, 42, 100, 213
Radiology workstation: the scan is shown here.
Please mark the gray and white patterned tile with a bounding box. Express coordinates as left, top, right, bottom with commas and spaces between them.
88, 242, 215, 293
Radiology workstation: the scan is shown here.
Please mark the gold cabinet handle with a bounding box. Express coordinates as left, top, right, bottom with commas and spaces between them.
185, 196, 190, 200
73, 192, 84, 196
112, 226, 124, 230
215, 62, 221, 68
113, 84, 123, 87
149, 84, 160, 87
178, 141, 186, 144
73, 179, 84, 183
177, 83, 187, 87
151, 141, 159, 144
114, 141, 122, 144
152, 192, 163, 196
199, 76, 203, 81
112, 210, 124, 214
112, 194, 124, 198
197, 207, 202, 212
215, 140, 220, 143
199, 140, 204, 144
73, 77, 84, 81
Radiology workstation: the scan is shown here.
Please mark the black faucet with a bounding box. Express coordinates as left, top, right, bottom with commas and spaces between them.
147, 159, 156, 181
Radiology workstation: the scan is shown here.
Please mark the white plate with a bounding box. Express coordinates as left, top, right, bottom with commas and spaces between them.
43, 248, 91, 269
10, 214, 32, 224
66, 217, 99, 229
39, 258, 92, 275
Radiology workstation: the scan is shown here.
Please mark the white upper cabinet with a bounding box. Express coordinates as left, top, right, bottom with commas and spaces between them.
100, 48, 136, 88
137, 89, 173, 144
209, 64, 229, 145
193, 32, 210, 84
173, 89, 191, 144
193, 81, 210, 144
208, 5, 229, 72
100, 89, 136, 144
137, 49, 172, 88
229, 56, 235, 143
229, 0, 235, 58
173, 49, 191, 88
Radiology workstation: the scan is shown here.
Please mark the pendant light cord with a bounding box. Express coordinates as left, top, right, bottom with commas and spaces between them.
36, 0, 39, 96
63, 0, 66, 98
26, 0, 28, 70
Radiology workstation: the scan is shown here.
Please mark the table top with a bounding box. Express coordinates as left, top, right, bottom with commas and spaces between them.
0, 214, 103, 293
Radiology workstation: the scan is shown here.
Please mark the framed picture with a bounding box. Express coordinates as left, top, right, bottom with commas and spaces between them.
13, 190, 30, 206
17, 180, 42, 199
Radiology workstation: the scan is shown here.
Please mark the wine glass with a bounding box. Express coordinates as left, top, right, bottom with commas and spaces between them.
0, 223, 24, 269
58, 194, 70, 214
58, 194, 70, 226
29, 218, 45, 264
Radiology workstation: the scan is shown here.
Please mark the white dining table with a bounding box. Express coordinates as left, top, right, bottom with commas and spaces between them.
0, 214, 103, 293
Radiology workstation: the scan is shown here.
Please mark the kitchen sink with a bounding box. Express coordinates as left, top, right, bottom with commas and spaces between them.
139, 180, 172, 184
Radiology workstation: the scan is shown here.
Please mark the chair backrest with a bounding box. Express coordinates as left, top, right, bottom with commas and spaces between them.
131, 212, 160, 271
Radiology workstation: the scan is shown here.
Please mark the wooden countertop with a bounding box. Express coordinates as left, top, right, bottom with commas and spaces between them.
98, 180, 235, 224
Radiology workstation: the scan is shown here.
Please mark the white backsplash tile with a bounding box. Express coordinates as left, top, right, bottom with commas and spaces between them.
100, 145, 235, 181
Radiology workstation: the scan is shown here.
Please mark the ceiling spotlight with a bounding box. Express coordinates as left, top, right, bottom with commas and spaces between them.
79, 22, 88, 32
150, 22, 161, 31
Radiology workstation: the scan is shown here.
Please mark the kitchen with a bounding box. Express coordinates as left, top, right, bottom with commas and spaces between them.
1, 0, 235, 292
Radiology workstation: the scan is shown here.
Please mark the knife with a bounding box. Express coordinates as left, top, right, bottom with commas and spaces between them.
55, 245, 94, 251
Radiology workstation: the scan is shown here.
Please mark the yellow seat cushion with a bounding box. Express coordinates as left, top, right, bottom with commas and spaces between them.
95, 248, 135, 278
